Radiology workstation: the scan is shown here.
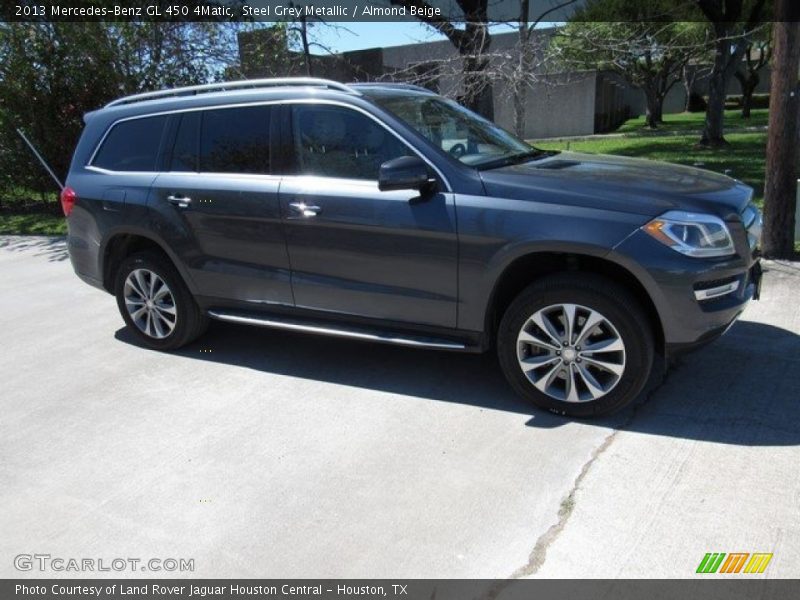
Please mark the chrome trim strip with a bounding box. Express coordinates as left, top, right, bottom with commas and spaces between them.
694, 280, 740, 301
207, 310, 466, 350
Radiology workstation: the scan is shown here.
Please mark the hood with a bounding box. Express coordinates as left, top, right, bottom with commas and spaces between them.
478, 151, 753, 219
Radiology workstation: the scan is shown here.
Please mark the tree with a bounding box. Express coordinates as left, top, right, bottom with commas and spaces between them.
695, 0, 768, 146
762, 1, 800, 258
733, 25, 772, 118
390, 0, 494, 118
0, 23, 235, 197
551, 16, 708, 129
510, 0, 580, 138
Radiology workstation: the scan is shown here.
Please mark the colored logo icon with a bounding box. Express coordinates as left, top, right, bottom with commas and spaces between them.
696, 553, 773, 574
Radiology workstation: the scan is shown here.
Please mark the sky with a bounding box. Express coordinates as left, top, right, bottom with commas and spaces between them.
308, 21, 528, 54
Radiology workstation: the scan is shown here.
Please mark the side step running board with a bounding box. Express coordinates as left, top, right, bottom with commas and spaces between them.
207, 310, 467, 350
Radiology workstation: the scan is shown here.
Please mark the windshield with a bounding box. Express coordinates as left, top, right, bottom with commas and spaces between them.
369, 93, 542, 168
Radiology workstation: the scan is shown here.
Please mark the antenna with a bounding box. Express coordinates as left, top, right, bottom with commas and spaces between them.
15, 128, 64, 191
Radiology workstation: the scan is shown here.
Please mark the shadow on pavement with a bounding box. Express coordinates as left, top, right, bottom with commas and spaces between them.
0, 235, 68, 262
115, 317, 800, 446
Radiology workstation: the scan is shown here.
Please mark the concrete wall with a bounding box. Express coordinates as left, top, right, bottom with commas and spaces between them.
492, 73, 597, 139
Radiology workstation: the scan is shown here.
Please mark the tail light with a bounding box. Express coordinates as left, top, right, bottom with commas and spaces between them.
60, 187, 77, 216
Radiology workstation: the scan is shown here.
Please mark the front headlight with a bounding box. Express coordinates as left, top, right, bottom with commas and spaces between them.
741, 203, 762, 250
642, 210, 736, 258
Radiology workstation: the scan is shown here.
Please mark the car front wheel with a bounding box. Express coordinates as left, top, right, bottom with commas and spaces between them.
497, 273, 654, 418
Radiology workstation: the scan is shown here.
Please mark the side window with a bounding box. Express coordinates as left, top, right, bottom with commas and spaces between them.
200, 106, 271, 174
167, 112, 200, 171
292, 105, 409, 180
92, 115, 167, 171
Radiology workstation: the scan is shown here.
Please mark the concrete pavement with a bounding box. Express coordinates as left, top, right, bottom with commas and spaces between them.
0, 235, 798, 579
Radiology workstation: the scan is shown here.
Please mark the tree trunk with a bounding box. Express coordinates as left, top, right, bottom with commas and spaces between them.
763, 14, 800, 258
513, 82, 526, 138
701, 68, 729, 145
643, 88, 663, 129
513, 0, 530, 138
701, 34, 736, 147
742, 78, 758, 118
461, 55, 493, 119
736, 70, 760, 119
682, 65, 694, 112
299, 18, 312, 77
459, 20, 493, 119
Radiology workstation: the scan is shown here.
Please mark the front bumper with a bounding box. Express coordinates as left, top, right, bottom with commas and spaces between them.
612, 231, 761, 356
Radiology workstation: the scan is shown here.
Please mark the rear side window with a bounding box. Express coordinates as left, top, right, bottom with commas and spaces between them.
92, 116, 167, 171
200, 106, 271, 174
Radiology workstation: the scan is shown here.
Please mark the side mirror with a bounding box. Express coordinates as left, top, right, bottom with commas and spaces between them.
378, 156, 437, 193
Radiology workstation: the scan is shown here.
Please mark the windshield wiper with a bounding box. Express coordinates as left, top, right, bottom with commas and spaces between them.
476, 149, 553, 170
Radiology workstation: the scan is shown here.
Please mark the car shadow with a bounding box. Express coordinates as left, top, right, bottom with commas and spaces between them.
115, 318, 800, 447
0, 234, 68, 262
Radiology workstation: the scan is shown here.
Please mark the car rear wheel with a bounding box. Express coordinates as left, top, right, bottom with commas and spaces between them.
114, 251, 207, 350
497, 273, 654, 418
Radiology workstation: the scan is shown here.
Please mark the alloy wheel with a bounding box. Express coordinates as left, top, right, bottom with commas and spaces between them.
123, 268, 177, 339
516, 303, 626, 403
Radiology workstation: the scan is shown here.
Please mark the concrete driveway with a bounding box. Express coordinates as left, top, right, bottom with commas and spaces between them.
1, 235, 798, 579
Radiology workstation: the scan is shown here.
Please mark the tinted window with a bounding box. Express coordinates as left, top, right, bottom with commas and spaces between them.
93, 116, 167, 171
292, 105, 408, 180
370, 93, 533, 167
168, 112, 200, 171
200, 106, 271, 174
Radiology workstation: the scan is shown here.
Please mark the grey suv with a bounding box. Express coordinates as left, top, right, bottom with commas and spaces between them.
63, 78, 762, 417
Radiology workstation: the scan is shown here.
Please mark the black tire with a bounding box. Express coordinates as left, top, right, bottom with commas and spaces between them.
114, 251, 207, 350
497, 273, 654, 418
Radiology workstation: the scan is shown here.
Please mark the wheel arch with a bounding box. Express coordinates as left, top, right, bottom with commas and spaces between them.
484, 251, 665, 355
100, 228, 195, 294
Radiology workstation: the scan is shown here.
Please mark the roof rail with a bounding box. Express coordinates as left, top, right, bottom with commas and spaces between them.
105, 78, 357, 108
349, 82, 436, 94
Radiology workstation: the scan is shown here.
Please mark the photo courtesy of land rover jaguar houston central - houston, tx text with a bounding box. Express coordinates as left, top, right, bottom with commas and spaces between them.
62, 77, 763, 418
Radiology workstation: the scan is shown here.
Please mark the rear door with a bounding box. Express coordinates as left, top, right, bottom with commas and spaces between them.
278, 102, 458, 328
149, 104, 293, 306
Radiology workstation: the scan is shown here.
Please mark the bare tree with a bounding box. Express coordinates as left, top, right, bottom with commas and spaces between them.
695, 0, 768, 146
734, 26, 772, 118
510, 0, 580, 138
551, 20, 709, 129
390, 0, 494, 117
284, 4, 354, 77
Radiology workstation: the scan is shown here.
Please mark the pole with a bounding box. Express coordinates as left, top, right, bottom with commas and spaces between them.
15, 128, 64, 191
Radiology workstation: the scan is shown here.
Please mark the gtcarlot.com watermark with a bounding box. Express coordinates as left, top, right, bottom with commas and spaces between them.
14, 553, 194, 573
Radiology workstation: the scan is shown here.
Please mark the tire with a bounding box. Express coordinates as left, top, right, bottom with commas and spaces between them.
114, 251, 207, 350
497, 273, 654, 418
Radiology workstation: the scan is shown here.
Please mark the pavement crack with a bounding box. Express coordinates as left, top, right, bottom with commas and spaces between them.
508, 420, 625, 578
486, 365, 671, 595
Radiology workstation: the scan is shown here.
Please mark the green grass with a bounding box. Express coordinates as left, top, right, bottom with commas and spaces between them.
0, 213, 67, 235
615, 108, 768, 134
534, 111, 768, 205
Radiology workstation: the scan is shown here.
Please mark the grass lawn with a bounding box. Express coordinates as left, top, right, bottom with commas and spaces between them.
616, 108, 768, 134
534, 110, 768, 205
0, 213, 67, 235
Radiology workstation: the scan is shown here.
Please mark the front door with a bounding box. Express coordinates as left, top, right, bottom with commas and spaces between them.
279, 103, 458, 328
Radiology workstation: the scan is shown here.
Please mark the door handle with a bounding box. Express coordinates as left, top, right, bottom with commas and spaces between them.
289, 202, 321, 217
166, 194, 192, 208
